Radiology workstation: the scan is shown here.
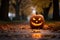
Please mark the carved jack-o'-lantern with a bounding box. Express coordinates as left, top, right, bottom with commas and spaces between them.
30, 14, 44, 29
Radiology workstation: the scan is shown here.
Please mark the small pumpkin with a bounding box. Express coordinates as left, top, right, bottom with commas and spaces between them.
30, 14, 45, 29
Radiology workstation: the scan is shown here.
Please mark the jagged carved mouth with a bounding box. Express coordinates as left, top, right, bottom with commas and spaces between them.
31, 22, 43, 26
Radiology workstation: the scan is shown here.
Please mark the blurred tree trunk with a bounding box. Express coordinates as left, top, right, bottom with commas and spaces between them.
53, 0, 59, 20
21, 11, 27, 20
0, 0, 9, 21
42, 2, 52, 20
12, 0, 21, 20
15, 0, 20, 20
11, 0, 30, 20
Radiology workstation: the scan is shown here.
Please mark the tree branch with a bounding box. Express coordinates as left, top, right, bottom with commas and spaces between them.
18, 0, 22, 4
10, 1, 16, 8
48, 2, 52, 9
42, 1, 52, 10
12, 3, 16, 8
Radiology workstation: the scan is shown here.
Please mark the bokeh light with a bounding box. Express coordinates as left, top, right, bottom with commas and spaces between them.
8, 12, 16, 20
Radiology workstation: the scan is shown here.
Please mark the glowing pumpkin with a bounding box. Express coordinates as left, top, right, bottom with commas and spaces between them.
30, 14, 44, 29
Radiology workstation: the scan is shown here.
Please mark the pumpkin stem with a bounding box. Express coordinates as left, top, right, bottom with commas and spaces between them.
36, 12, 38, 15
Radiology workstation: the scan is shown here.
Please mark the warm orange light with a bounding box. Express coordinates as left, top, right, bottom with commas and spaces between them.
33, 18, 36, 20
32, 33, 43, 39
43, 24, 48, 29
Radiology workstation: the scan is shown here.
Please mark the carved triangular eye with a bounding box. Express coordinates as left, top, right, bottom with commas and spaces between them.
33, 18, 36, 20
38, 18, 41, 20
